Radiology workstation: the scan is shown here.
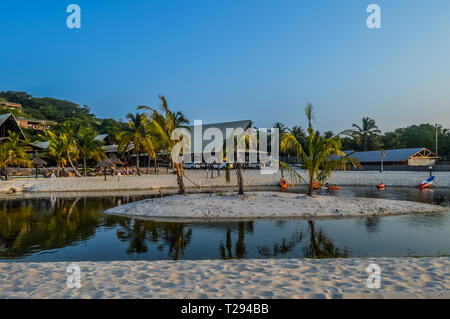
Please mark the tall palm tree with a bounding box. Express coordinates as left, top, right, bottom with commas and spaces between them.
281, 104, 360, 196
138, 95, 190, 194
118, 113, 149, 176
46, 131, 69, 177
76, 127, 105, 176
60, 121, 83, 177
346, 117, 381, 151
0, 131, 32, 181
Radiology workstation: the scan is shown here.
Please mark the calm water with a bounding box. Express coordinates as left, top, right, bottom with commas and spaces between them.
0, 186, 449, 262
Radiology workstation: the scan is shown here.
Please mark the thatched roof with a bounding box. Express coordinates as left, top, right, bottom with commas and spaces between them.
95, 157, 115, 168
31, 157, 47, 166
109, 156, 123, 165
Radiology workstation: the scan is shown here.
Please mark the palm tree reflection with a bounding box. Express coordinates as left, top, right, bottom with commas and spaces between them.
219, 221, 254, 259
256, 220, 349, 258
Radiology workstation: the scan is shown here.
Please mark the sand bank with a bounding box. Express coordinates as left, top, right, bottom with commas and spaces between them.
2, 170, 450, 194
104, 191, 446, 220
0, 258, 448, 298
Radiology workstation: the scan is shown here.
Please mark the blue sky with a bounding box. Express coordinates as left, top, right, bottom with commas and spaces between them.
1, 0, 450, 133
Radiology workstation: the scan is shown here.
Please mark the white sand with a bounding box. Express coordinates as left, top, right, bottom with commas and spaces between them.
104, 191, 447, 220
0, 258, 448, 299
2, 170, 450, 193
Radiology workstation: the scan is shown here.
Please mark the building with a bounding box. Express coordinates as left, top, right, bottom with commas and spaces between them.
346, 148, 439, 167
187, 119, 253, 162
0, 101, 22, 111
0, 113, 26, 141
94, 133, 112, 145
16, 117, 56, 131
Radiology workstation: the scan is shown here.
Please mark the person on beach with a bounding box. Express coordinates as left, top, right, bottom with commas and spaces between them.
50, 170, 56, 180
280, 176, 287, 192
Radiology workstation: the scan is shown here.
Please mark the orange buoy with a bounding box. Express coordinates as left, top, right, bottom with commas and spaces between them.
377, 183, 385, 189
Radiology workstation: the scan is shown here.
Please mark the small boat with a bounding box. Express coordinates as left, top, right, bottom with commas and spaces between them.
327, 186, 340, 190
377, 183, 385, 189
419, 176, 436, 189
312, 182, 322, 190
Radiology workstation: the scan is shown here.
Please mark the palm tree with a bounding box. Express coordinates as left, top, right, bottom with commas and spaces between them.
0, 131, 32, 181
60, 122, 83, 177
138, 95, 190, 194
118, 113, 149, 176
281, 104, 360, 196
76, 127, 105, 176
46, 131, 69, 177
345, 117, 381, 151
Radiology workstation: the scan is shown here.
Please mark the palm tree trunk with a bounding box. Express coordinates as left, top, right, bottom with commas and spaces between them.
237, 164, 244, 195
67, 151, 82, 177
83, 155, 87, 177
154, 156, 157, 173
308, 173, 314, 196
136, 151, 141, 176
175, 162, 185, 195
4, 167, 8, 181
57, 163, 61, 177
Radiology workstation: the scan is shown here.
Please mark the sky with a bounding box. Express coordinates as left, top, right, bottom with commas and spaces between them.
1, 0, 450, 133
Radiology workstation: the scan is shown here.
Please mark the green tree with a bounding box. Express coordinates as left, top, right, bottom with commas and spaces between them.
281, 104, 360, 196
0, 132, 32, 181
76, 127, 105, 176
118, 113, 153, 176
138, 95, 190, 194
345, 117, 381, 151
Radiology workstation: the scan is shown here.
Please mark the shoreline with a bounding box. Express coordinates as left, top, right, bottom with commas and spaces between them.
1, 257, 448, 299
2, 170, 450, 194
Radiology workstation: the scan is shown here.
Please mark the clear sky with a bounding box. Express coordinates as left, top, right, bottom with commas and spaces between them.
1, 0, 450, 133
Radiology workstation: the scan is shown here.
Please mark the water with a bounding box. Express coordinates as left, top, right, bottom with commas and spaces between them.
0, 186, 449, 261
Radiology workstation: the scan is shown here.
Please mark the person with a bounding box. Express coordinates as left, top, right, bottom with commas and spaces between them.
50, 170, 56, 180
280, 175, 287, 192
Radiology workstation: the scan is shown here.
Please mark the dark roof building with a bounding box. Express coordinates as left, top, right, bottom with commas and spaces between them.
0, 113, 26, 141
346, 148, 439, 166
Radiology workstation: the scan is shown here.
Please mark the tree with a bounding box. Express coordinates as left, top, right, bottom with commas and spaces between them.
46, 131, 69, 177
0, 132, 32, 181
118, 113, 150, 176
281, 104, 360, 196
344, 117, 381, 151
76, 127, 105, 176
138, 96, 189, 194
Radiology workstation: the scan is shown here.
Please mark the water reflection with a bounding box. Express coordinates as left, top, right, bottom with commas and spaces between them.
0, 186, 449, 261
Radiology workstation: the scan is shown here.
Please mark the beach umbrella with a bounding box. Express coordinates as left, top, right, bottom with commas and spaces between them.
96, 157, 115, 181
32, 157, 47, 179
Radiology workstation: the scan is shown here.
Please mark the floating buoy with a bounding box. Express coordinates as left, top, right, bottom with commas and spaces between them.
377, 183, 385, 189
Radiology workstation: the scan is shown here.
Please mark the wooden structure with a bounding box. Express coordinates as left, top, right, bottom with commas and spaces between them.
347, 148, 439, 167
0, 113, 26, 141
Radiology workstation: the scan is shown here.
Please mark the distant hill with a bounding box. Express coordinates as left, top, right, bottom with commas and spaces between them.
0, 91, 128, 140
0, 91, 94, 123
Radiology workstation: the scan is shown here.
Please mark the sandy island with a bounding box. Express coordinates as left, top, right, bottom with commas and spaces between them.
0, 258, 448, 299
104, 191, 447, 220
